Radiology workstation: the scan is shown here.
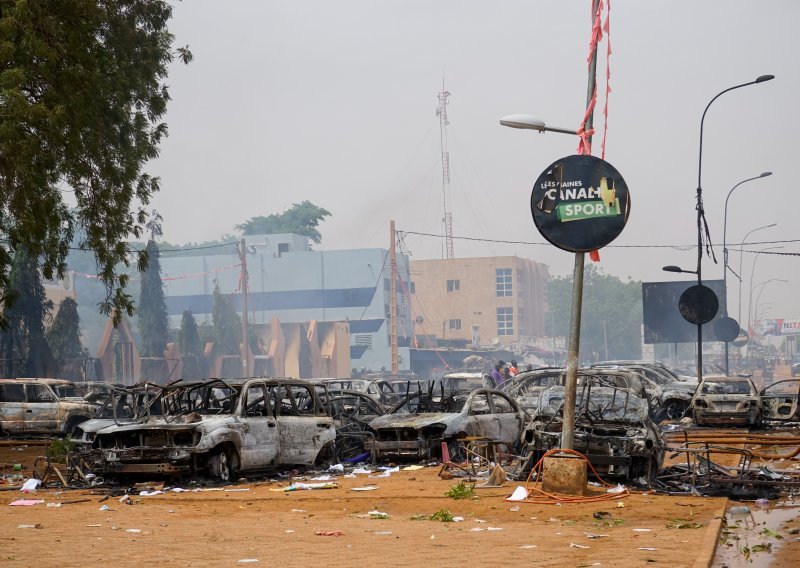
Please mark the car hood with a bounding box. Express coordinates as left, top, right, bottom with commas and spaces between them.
369, 413, 456, 431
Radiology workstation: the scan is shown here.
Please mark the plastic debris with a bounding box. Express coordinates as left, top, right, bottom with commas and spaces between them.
270, 482, 339, 492
99, 505, 110, 511
368, 510, 389, 519
728, 506, 750, 515
638, 548, 658, 551
520, 545, 537, 549
586, 533, 609, 539
17, 524, 42, 529
328, 464, 345, 472
126, 529, 142, 533
487, 527, 503, 531
606, 484, 626, 494
570, 543, 590, 549
509, 506, 520, 512
20, 479, 41, 493
616, 501, 625, 508
374, 531, 393, 535
633, 528, 652, 532
315, 530, 345, 537
46, 503, 62, 508
237, 560, 260, 564
452, 516, 464, 522
402, 465, 424, 471
350, 486, 379, 491
9, 499, 45, 506
507, 486, 530, 502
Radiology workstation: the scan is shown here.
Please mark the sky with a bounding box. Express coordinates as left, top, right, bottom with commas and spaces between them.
147, 0, 800, 323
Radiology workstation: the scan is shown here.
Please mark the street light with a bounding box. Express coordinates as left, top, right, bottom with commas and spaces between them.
753, 280, 788, 326
722, 171, 773, 373
499, 114, 578, 135
737, 222, 777, 324
691, 74, 774, 383
747, 246, 783, 339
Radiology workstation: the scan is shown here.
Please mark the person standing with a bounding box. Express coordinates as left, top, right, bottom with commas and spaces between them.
508, 360, 519, 377
490, 360, 505, 388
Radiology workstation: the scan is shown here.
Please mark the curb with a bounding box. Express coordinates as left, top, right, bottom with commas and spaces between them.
693, 497, 729, 568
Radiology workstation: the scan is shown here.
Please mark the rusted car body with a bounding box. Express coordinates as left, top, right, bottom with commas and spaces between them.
91, 378, 335, 480
318, 389, 386, 461
760, 379, 800, 422
523, 376, 664, 481
0, 379, 98, 436
366, 388, 527, 460
690, 377, 761, 427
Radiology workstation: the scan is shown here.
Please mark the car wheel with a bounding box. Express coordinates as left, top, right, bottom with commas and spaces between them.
208, 447, 239, 482
64, 416, 88, 437
661, 400, 689, 422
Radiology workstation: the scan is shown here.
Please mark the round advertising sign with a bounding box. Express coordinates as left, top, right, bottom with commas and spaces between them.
530, 154, 631, 253
678, 284, 719, 325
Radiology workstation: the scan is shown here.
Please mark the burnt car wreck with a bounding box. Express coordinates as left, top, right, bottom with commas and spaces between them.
366, 388, 528, 461
90, 378, 334, 480
522, 376, 665, 481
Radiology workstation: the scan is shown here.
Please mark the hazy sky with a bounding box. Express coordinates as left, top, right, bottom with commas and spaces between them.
148, 1, 800, 322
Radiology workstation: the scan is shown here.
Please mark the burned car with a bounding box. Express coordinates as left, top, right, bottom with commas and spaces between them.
0, 379, 98, 436
318, 389, 386, 461
760, 379, 800, 422
522, 376, 664, 481
690, 376, 761, 427
365, 388, 527, 460
92, 378, 335, 480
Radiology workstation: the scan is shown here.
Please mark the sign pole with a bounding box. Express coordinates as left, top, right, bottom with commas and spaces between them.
561, 0, 599, 450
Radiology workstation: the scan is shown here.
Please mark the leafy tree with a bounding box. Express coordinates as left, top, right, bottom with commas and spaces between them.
236, 201, 331, 244
0, 1, 192, 328
46, 297, 88, 373
211, 284, 242, 356
138, 239, 168, 357
178, 309, 207, 378
546, 265, 642, 361
0, 248, 54, 376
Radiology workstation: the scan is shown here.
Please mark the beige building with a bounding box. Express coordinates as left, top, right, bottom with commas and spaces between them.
409, 256, 549, 346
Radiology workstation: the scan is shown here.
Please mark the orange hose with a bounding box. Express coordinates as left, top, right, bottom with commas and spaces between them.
505, 449, 630, 505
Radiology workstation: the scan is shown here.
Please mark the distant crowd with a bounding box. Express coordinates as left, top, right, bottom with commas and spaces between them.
487, 359, 533, 388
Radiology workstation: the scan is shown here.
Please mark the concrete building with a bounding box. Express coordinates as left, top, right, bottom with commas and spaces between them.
159, 234, 412, 373
409, 256, 549, 346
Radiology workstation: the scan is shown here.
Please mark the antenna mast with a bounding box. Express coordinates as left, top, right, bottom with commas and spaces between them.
436, 84, 454, 259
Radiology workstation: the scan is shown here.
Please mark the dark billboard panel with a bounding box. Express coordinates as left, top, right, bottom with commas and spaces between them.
642, 280, 727, 344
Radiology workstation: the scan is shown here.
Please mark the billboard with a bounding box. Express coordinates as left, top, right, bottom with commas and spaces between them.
642, 280, 727, 344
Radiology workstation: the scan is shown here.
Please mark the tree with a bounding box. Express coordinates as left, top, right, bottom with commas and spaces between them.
46, 297, 88, 374
546, 265, 643, 361
138, 239, 168, 357
236, 201, 331, 244
0, 1, 192, 328
178, 310, 207, 378
0, 248, 54, 376
211, 284, 242, 356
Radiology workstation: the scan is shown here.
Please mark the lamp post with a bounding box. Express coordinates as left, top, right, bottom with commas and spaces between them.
499, 115, 578, 135
722, 172, 772, 373
737, 222, 777, 324
692, 74, 774, 384
747, 246, 783, 340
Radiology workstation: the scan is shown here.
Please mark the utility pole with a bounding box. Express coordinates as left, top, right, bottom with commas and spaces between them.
389, 221, 398, 375
436, 83, 454, 259
239, 239, 250, 376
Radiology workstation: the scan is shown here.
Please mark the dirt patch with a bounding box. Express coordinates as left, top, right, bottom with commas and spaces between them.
1, 448, 728, 568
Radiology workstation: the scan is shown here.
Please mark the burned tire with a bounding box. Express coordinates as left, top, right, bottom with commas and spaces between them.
659, 400, 689, 422
208, 446, 239, 482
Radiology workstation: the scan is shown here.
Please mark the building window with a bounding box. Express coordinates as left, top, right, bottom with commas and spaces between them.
497, 307, 514, 336
354, 334, 373, 349
496, 268, 512, 297
409, 281, 415, 294
448, 319, 462, 331
447, 279, 460, 292
277, 242, 290, 254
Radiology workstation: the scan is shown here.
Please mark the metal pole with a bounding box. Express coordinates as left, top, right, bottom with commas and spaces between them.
561, 0, 599, 450
389, 220, 399, 376
239, 239, 250, 376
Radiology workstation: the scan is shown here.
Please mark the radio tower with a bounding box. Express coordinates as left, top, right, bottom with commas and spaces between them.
436, 83, 454, 259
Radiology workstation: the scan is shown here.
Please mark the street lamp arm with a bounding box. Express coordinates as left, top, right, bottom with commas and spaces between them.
698, 76, 774, 190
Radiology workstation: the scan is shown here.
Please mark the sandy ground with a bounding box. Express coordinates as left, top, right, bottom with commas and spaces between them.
1, 444, 729, 568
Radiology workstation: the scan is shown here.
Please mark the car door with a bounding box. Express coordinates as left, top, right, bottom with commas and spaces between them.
466, 391, 500, 440
24, 383, 60, 433
272, 384, 334, 465
489, 392, 524, 445
760, 379, 800, 422
238, 383, 279, 470
0, 383, 27, 434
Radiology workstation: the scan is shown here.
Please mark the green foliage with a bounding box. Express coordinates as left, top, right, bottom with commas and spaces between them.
0, 248, 54, 376
46, 437, 75, 464
46, 297, 87, 374
0, 1, 190, 327
445, 481, 476, 500
546, 265, 642, 361
212, 284, 242, 356
138, 240, 168, 357
178, 310, 207, 378
429, 509, 455, 522
236, 201, 331, 244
